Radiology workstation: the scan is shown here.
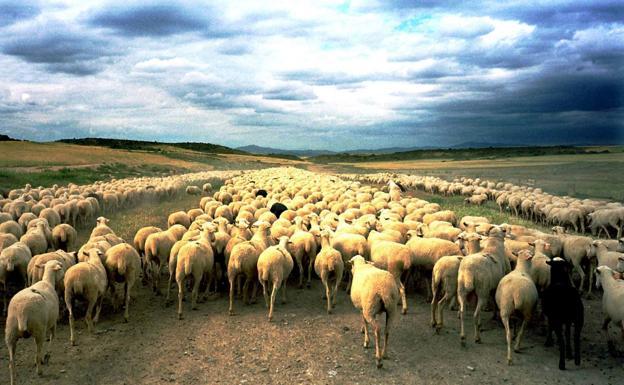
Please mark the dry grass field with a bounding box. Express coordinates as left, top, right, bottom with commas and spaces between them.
333, 152, 624, 201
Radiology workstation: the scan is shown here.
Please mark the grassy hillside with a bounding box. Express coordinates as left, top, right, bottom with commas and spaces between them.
58, 137, 246, 155
310, 145, 622, 163
0, 141, 307, 190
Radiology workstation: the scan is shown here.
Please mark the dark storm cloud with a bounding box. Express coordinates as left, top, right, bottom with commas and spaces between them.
1, 21, 115, 75
0, 1, 40, 27
88, 2, 230, 37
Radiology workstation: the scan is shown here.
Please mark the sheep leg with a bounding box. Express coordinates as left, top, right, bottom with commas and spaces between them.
332, 275, 340, 307
370, 316, 382, 368
436, 292, 451, 333
281, 280, 288, 304
397, 278, 407, 315
93, 295, 104, 325
514, 318, 528, 353
177, 279, 184, 320
242, 277, 251, 305
474, 296, 484, 343
556, 325, 566, 370
34, 329, 44, 375
268, 282, 278, 321
66, 293, 76, 346
574, 263, 585, 293
502, 315, 512, 365
260, 280, 269, 308
45, 324, 55, 364
307, 257, 314, 288
85, 298, 96, 333
237, 275, 243, 299
587, 259, 595, 298
123, 281, 131, 322
297, 258, 304, 289
361, 315, 370, 348
7, 336, 16, 385
191, 274, 201, 310
430, 281, 440, 328
228, 275, 236, 316
574, 321, 582, 366
165, 269, 175, 305
251, 280, 259, 304
383, 308, 394, 360
458, 292, 466, 346
324, 278, 332, 314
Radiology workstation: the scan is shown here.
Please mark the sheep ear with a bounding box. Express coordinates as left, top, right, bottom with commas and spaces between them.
528, 242, 535, 247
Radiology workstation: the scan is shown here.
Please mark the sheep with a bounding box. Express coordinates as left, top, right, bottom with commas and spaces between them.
144, 225, 186, 294
423, 210, 457, 226
202, 183, 213, 193
167, 211, 191, 229
588, 208, 623, 239
459, 216, 490, 231
349, 255, 399, 369
288, 216, 318, 288
175, 238, 214, 320
369, 240, 412, 315
27, 250, 75, 296
558, 233, 596, 295
104, 243, 141, 322
331, 232, 368, 291
0, 233, 18, 250
465, 194, 488, 206
593, 240, 623, 271
52, 223, 77, 252
542, 257, 583, 370
457, 227, 510, 345
186, 185, 202, 195
430, 253, 465, 332
270, 202, 288, 219
38, 208, 60, 229
529, 240, 551, 293
1, 220, 23, 240
1, 242, 32, 314
595, 266, 624, 355
5, 260, 63, 385
495, 249, 539, 365
257, 236, 294, 321
17, 212, 37, 234
133, 226, 162, 278
63, 248, 108, 345
211, 217, 232, 290
406, 233, 462, 298
314, 229, 344, 314
90, 216, 114, 238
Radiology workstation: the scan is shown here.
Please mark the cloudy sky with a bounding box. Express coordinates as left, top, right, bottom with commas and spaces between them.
0, 0, 622, 150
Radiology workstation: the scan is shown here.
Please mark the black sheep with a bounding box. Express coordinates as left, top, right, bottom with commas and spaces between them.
270, 202, 288, 219
255, 189, 268, 198
543, 257, 584, 370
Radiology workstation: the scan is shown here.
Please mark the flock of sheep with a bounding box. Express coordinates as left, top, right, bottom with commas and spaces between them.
1, 166, 624, 383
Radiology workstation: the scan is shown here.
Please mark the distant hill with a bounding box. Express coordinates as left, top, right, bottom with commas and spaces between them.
0, 134, 18, 141
237, 145, 335, 157
60, 137, 247, 155
310, 145, 598, 163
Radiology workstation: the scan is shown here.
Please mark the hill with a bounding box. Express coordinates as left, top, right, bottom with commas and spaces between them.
60, 137, 246, 155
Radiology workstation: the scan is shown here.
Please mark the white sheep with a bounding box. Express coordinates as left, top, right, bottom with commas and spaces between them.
288, 216, 318, 288
90, 216, 114, 238
104, 243, 141, 322
257, 236, 294, 321
5, 260, 63, 385
51, 223, 77, 252
495, 250, 539, 365
369, 240, 412, 315
1, 242, 32, 314
349, 255, 399, 369
19, 221, 49, 256
430, 255, 462, 332
175, 238, 214, 320
457, 228, 510, 345
63, 248, 108, 345
595, 266, 624, 354
314, 229, 344, 314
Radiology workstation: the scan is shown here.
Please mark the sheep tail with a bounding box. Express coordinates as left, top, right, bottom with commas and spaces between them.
17, 313, 28, 333
184, 255, 192, 276
60, 229, 67, 242
117, 257, 127, 275
260, 268, 269, 282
